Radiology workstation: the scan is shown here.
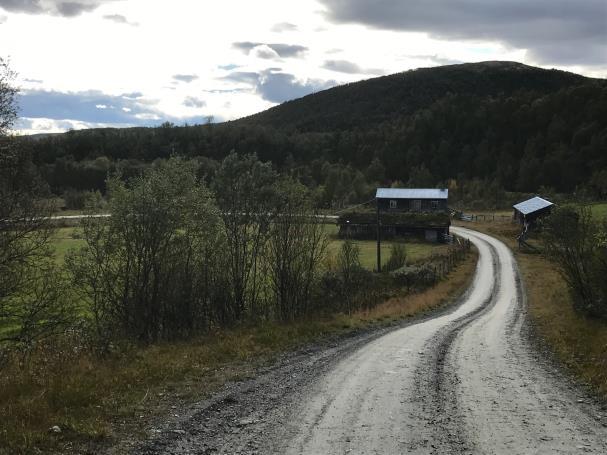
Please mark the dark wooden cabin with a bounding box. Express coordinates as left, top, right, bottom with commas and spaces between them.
338, 188, 451, 242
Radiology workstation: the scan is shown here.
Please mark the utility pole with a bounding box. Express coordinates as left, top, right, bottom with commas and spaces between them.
376, 200, 381, 273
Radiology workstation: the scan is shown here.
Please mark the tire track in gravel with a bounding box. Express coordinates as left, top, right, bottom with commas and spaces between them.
448, 227, 607, 454
413, 234, 501, 454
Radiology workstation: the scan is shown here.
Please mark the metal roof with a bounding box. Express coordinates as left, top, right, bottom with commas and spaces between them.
376, 188, 449, 199
513, 196, 553, 215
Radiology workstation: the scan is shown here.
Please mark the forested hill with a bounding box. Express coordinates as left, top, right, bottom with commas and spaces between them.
236, 61, 590, 132
24, 61, 607, 203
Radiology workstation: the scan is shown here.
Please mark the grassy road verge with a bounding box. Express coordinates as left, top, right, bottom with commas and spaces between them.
1, 246, 477, 454
454, 219, 607, 399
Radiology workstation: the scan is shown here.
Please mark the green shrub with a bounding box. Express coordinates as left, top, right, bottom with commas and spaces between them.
384, 243, 407, 272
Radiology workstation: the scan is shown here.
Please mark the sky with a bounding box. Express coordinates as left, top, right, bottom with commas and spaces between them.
1, 0, 606, 135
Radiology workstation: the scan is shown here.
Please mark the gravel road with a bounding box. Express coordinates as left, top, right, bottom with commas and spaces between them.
135, 227, 607, 455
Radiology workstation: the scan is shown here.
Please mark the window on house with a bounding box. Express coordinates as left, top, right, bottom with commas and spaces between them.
412, 199, 421, 211
431, 200, 439, 210
389, 200, 397, 209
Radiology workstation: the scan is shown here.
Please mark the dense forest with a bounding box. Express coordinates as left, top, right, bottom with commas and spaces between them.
23, 61, 607, 207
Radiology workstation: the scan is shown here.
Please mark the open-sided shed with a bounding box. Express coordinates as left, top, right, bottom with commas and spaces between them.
513, 196, 554, 225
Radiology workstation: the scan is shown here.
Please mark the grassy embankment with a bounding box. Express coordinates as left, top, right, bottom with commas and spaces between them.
0, 225, 476, 454
454, 204, 607, 398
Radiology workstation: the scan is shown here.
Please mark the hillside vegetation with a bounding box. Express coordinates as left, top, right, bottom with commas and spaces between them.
25, 61, 607, 207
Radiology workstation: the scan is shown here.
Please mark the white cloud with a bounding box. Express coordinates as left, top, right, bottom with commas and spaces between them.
0, 0, 119, 17
0, 0, 603, 134
252, 44, 281, 60
15, 116, 129, 135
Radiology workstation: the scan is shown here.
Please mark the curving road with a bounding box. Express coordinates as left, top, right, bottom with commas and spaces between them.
137, 227, 607, 455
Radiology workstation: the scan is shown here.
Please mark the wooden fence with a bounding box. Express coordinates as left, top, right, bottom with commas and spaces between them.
429, 236, 472, 281
458, 213, 512, 222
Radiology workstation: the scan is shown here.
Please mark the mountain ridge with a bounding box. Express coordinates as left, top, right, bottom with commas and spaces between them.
234, 60, 597, 132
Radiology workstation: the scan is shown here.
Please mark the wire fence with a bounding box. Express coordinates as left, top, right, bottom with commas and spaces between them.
428, 236, 472, 281
390, 236, 472, 291
458, 213, 513, 222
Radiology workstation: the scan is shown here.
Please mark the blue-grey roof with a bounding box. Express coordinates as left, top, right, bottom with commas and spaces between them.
376, 188, 449, 199
513, 196, 553, 215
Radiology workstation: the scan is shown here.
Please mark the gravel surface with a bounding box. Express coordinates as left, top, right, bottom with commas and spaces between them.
134, 227, 607, 454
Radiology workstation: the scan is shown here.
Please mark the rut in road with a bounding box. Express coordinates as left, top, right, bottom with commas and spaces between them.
134, 227, 607, 455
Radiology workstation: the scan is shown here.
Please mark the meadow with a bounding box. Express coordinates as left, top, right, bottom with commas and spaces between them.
589, 202, 607, 220
323, 223, 448, 270
51, 223, 449, 269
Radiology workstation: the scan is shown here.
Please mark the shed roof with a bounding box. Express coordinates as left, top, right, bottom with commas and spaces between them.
513, 196, 553, 215
376, 188, 448, 199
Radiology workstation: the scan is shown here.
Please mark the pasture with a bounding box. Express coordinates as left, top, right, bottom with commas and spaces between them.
51, 224, 449, 269
323, 224, 448, 270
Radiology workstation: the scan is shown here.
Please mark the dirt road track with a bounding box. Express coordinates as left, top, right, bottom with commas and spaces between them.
135, 227, 607, 455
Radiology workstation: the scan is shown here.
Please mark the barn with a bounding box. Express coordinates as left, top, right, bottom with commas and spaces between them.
513, 196, 554, 225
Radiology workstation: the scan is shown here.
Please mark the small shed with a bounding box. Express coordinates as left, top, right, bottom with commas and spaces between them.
376, 188, 449, 212
513, 196, 554, 225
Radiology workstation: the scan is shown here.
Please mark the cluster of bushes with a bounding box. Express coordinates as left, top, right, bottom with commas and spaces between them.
317, 240, 471, 316
542, 206, 607, 319
1, 148, 474, 359
61, 154, 334, 348
390, 264, 438, 289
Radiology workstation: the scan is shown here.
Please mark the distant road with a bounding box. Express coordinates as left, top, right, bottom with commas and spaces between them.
50, 214, 111, 220
49, 213, 339, 222
136, 227, 607, 454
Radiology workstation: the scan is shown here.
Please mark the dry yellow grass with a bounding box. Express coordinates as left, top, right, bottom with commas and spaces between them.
353, 252, 477, 323
522, 253, 607, 397
455, 218, 607, 398
0, 249, 477, 454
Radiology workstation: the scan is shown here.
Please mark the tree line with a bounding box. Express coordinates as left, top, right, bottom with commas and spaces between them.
24, 62, 607, 204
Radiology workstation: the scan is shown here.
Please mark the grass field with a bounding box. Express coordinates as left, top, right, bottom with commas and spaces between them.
589, 202, 607, 220
454, 218, 607, 399
324, 224, 448, 270
51, 227, 85, 263
51, 224, 449, 269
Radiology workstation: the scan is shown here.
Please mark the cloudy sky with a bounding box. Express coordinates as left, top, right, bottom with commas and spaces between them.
1, 0, 605, 134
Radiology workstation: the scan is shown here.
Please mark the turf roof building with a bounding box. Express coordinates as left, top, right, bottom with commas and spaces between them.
338, 188, 450, 243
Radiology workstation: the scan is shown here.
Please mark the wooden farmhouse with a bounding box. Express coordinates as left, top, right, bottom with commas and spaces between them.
513, 196, 554, 225
338, 188, 451, 242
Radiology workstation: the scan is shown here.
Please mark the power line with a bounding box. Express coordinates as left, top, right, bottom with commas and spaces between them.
333, 198, 375, 215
